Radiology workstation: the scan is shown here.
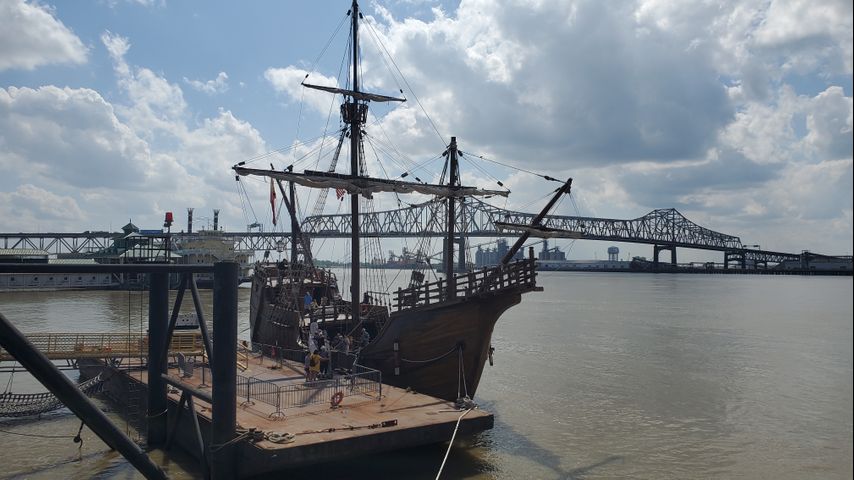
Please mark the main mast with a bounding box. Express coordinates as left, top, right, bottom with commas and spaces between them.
348, 0, 363, 322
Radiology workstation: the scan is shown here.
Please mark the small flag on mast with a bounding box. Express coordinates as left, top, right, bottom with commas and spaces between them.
336, 187, 346, 201
270, 178, 277, 225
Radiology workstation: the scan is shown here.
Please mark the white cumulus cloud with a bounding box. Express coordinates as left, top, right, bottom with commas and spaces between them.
265, 66, 340, 115
0, 85, 150, 189
0, 184, 85, 230
0, 0, 88, 71
184, 72, 230, 95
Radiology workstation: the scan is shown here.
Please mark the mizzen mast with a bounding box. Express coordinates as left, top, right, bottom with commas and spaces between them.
444, 137, 460, 298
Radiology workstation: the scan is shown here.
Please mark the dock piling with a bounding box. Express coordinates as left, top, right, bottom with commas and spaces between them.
212, 261, 238, 480
147, 271, 170, 447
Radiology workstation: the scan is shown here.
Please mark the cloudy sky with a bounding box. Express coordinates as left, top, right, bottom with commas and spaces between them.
0, 0, 851, 262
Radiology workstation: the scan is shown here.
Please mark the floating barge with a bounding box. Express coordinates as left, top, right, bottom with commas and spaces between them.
82, 351, 492, 478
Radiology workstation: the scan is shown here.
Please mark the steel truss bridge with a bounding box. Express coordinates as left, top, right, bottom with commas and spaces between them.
0, 232, 292, 257
299, 199, 808, 268
1, 199, 839, 269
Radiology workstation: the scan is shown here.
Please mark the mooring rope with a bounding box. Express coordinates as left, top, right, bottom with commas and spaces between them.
3, 365, 14, 394
145, 408, 168, 419
0, 428, 77, 439
209, 430, 252, 453
458, 349, 469, 400
435, 407, 474, 480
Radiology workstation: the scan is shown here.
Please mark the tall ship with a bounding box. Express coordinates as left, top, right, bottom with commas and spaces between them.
233, 0, 571, 402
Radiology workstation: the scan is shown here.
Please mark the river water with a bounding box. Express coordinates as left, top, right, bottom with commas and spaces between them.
1, 272, 851, 479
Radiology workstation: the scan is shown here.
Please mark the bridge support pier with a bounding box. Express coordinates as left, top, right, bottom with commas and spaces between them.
653, 245, 677, 271
457, 236, 466, 271
724, 251, 745, 269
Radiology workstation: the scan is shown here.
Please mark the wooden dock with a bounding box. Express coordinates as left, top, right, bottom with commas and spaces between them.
85, 352, 493, 477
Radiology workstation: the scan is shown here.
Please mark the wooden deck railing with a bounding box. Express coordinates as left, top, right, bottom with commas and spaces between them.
394, 258, 537, 312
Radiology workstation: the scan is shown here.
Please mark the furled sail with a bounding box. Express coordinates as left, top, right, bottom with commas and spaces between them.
302, 83, 406, 103
494, 221, 583, 238
234, 167, 509, 199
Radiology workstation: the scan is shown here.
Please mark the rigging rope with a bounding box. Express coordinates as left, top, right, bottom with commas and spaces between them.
364, 134, 403, 208
235, 178, 259, 230
360, 13, 406, 98
237, 130, 340, 166
459, 154, 509, 193
362, 16, 447, 148
365, 114, 422, 176
460, 150, 563, 183
304, 13, 350, 80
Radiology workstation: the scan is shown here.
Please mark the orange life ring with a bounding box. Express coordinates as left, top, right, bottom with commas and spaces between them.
330, 391, 344, 408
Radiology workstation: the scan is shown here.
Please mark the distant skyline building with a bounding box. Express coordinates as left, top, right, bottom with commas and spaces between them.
475, 239, 524, 267
538, 241, 566, 261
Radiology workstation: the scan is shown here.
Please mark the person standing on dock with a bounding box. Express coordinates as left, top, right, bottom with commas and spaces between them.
308, 319, 319, 353
319, 344, 330, 378
308, 350, 321, 381
332, 333, 344, 351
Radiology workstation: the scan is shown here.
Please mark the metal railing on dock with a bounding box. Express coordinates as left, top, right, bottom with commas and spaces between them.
200, 356, 382, 418
0, 331, 204, 361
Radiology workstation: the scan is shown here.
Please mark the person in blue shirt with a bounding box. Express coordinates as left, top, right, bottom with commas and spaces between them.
303, 291, 313, 312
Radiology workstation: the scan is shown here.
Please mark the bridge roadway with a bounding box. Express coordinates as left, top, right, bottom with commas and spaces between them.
0, 199, 819, 267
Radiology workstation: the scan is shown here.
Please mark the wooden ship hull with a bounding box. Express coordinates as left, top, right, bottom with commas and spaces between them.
248, 258, 539, 402
359, 289, 521, 401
